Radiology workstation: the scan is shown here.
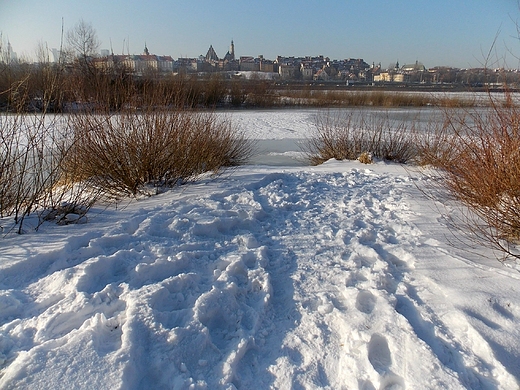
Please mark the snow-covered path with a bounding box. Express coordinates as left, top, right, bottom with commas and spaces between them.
1, 162, 519, 389
1, 110, 520, 389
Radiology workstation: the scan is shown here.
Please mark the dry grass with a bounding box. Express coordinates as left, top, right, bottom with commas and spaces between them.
358, 151, 373, 164
274, 89, 472, 108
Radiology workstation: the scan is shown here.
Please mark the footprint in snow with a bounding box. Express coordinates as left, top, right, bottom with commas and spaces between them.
368, 333, 392, 374
367, 334, 405, 389
355, 290, 376, 314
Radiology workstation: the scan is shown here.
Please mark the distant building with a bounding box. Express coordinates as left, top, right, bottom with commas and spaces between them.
239, 56, 259, 71
373, 72, 404, 83
401, 61, 426, 73
174, 57, 198, 73
259, 58, 275, 73
92, 48, 174, 75
205, 45, 219, 62
301, 64, 314, 80
313, 68, 329, 81
223, 40, 235, 62
279, 63, 298, 79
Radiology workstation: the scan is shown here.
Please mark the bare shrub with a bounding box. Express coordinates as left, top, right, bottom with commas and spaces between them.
414, 116, 455, 167
303, 110, 418, 165
65, 107, 254, 198
201, 74, 226, 106
244, 79, 277, 107
0, 109, 92, 233
229, 79, 247, 107
418, 93, 520, 260
0, 52, 87, 232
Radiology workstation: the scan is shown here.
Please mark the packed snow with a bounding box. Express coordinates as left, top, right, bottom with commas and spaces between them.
1, 109, 520, 389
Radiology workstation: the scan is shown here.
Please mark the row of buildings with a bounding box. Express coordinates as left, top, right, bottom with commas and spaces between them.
3, 39, 516, 86
91, 41, 377, 82
87, 41, 514, 85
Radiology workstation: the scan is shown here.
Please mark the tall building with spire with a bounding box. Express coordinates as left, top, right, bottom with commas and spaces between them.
223, 40, 235, 62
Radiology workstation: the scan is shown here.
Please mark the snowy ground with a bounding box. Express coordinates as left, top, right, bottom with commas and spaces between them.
1, 109, 520, 389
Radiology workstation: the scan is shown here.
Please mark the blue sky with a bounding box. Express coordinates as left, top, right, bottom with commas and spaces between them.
1, 0, 519, 68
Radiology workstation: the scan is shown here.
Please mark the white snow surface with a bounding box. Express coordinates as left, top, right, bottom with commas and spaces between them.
1, 110, 520, 389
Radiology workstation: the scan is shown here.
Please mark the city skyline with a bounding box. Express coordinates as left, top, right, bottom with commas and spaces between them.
1, 0, 519, 69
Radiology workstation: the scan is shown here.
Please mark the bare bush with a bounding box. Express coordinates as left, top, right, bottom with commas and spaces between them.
418, 93, 520, 260
65, 107, 254, 198
0, 57, 100, 233
303, 110, 419, 165
0, 109, 92, 233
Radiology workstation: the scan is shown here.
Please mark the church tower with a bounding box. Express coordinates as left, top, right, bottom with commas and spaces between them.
224, 40, 235, 62
230, 40, 235, 61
